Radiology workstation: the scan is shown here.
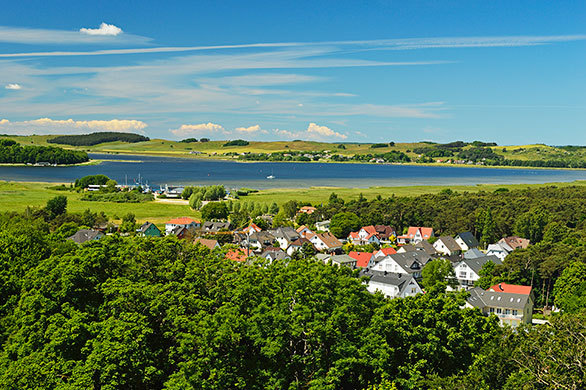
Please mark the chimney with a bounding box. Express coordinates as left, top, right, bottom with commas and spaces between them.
499, 283, 503, 291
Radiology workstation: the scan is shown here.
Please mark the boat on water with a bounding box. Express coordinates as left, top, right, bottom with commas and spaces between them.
266, 174, 275, 179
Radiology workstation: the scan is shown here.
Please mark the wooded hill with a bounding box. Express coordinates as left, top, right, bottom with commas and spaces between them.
0, 139, 88, 164
47, 132, 150, 146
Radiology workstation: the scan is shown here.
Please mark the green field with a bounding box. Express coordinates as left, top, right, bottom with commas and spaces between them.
3, 134, 583, 166
2, 180, 585, 229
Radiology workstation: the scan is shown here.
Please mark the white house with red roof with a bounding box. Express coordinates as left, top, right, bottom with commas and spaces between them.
349, 251, 376, 268
243, 222, 262, 235
165, 217, 201, 235
347, 225, 381, 245
373, 247, 397, 259
467, 283, 533, 327
397, 226, 434, 245
296, 225, 314, 238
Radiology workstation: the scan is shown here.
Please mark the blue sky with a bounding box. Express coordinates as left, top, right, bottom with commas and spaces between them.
0, 0, 584, 144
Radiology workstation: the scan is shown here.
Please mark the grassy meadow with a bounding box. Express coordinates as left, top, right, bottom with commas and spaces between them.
2, 180, 585, 230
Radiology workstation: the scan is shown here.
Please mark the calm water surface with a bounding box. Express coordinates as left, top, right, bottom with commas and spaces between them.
0, 153, 584, 189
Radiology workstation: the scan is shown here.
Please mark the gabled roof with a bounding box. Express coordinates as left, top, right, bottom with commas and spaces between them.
374, 225, 395, 238
376, 247, 397, 257
414, 240, 437, 255
487, 242, 513, 254
407, 226, 434, 239
457, 255, 502, 275
360, 270, 417, 294
137, 221, 159, 234
467, 287, 530, 310
270, 227, 300, 242
456, 232, 479, 248
489, 283, 532, 295
288, 237, 312, 248
194, 238, 219, 250
361, 225, 378, 236
68, 229, 103, 244
316, 232, 342, 248
499, 236, 530, 250
436, 236, 462, 252
167, 217, 199, 225
464, 248, 485, 259
385, 251, 431, 273
245, 222, 262, 233
349, 251, 373, 268
261, 248, 290, 261
202, 221, 231, 232
296, 225, 309, 233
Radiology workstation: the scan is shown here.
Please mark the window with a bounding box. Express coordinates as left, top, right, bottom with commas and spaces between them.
489, 307, 494, 313
512, 310, 518, 316
496, 308, 502, 314
459, 272, 467, 278
505, 309, 511, 315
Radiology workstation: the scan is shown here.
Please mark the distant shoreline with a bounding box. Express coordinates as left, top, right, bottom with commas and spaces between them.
0, 159, 101, 167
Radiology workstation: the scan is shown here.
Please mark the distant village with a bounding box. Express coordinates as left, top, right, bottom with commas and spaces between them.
68, 192, 537, 328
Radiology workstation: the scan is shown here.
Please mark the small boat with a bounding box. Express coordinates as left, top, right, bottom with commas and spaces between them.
266, 174, 275, 179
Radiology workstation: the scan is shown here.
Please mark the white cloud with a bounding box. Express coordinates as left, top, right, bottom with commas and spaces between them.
306, 122, 347, 139
0, 118, 147, 134
5, 83, 21, 90
235, 124, 266, 133
272, 123, 347, 141
80, 22, 123, 36
0, 25, 147, 45
170, 122, 224, 137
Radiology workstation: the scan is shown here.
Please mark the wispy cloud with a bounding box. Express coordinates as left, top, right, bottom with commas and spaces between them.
169, 123, 224, 137
235, 124, 266, 134
80, 22, 123, 36
5, 83, 22, 90
0, 34, 583, 57
0, 118, 147, 135
0, 25, 149, 45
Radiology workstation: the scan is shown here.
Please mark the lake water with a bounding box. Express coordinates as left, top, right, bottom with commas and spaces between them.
0, 153, 584, 189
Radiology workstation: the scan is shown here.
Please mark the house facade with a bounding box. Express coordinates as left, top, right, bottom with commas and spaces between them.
453, 255, 502, 289
466, 287, 533, 327
137, 222, 161, 237
433, 236, 462, 256
361, 270, 423, 299
397, 226, 434, 245
165, 217, 201, 235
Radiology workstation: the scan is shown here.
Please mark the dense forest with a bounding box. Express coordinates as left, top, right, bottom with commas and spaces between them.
47, 132, 149, 146
1, 187, 585, 388
0, 139, 88, 165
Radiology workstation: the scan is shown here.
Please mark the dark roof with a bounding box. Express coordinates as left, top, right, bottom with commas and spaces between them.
456, 232, 479, 248
249, 231, 276, 244
464, 248, 485, 259
270, 227, 300, 242
360, 270, 418, 296
137, 221, 159, 234
202, 221, 231, 232
261, 248, 290, 261
67, 229, 103, 244
458, 255, 502, 275
387, 251, 432, 273
414, 240, 437, 255
467, 287, 530, 310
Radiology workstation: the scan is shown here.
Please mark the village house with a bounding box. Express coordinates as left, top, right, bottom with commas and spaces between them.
433, 236, 462, 256
246, 231, 276, 252
486, 241, 514, 261
466, 285, 533, 327
243, 222, 262, 235
165, 217, 201, 236
136, 222, 161, 237
373, 247, 397, 259
270, 227, 301, 250
286, 237, 314, 255
349, 251, 376, 268
261, 247, 290, 262
308, 232, 342, 252
298, 206, 317, 214
68, 229, 103, 244
455, 232, 480, 251
372, 251, 432, 278
360, 270, 423, 299
396, 226, 434, 245
347, 225, 381, 246
374, 225, 396, 241
453, 255, 502, 289
194, 238, 220, 250
463, 248, 485, 259
499, 236, 530, 250
315, 220, 331, 232
296, 225, 313, 238
202, 221, 232, 233
317, 253, 357, 268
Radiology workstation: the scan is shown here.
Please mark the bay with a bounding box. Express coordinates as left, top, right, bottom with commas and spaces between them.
0, 153, 584, 189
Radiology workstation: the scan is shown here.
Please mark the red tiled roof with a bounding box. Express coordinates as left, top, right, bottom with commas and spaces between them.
377, 247, 397, 256
167, 217, 200, 225
246, 223, 262, 232
348, 232, 360, 239
349, 251, 373, 268
226, 249, 248, 262
406, 226, 433, 239
361, 225, 377, 235
489, 283, 532, 295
